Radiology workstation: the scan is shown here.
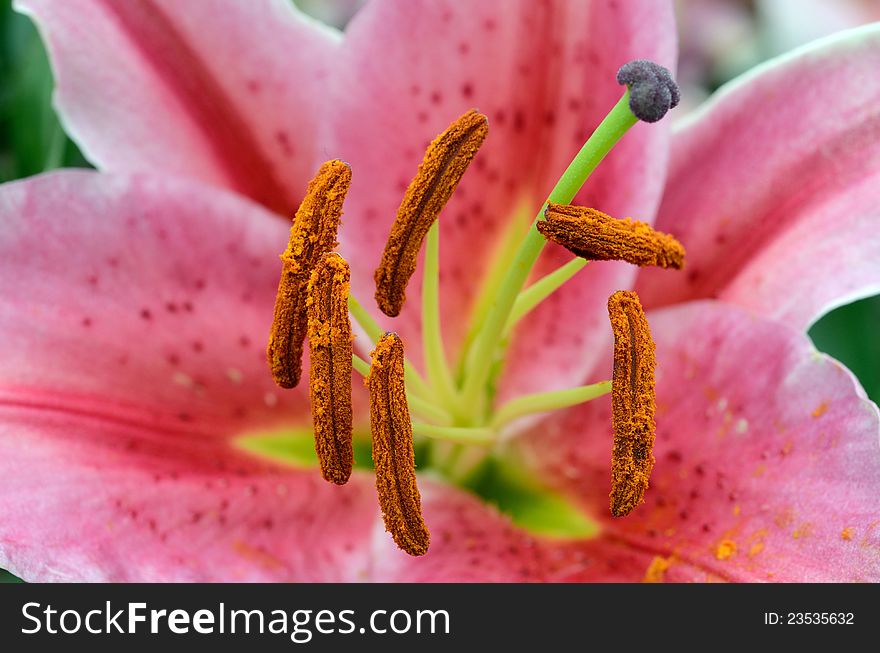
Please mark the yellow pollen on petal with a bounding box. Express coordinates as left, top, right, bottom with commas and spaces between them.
642, 555, 674, 583
841, 527, 855, 541
714, 539, 737, 561
267, 159, 351, 389
608, 290, 657, 518
748, 542, 765, 558
538, 204, 686, 269
232, 540, 285, 570
367, 333, 430, 557
306, 252, 354, 486
811, 401, 829, 418
374, 109, 488, 317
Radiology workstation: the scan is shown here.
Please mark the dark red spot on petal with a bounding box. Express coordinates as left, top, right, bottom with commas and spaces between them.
276, 130, 294, 158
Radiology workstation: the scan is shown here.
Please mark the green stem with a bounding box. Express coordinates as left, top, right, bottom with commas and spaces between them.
446, 444, 491, 484
408, 396, 453, 426
503, 258, 588, 338
353, 354, 451, 424
347, 293, 432, 399
347, 294, 384, 343
460, 91, 637, 417
412, 422, 496, 445
352, 353, 371, 376
455, 208, 531, 380
422, 222, 459, 408
491, 380, 612, 430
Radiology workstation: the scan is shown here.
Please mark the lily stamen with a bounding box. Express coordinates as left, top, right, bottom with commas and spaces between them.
306, 252, 354, 485
267, 159, 351, 388
263, 60, 682, 554
608, 291, 657, 517
368, 333, 430, 557
374, 109, 488, 317
538, 204, 686, 269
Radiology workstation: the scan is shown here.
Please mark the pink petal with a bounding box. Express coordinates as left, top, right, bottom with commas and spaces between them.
368, 481, 665, 582
515, 301, 880, 581
16, 0, 338, 215
0, 171, 306, 434
636, 25, 880, 329
329, 0, 676, 396
0, 409, 379, 582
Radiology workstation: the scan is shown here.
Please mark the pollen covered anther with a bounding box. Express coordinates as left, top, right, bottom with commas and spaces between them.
374, 109, 489, 317
539, 204, 685, 269
367, 333, 430, 556
608, 290, 656, 517
267, 159, 351, 388
306, 253, 354, 485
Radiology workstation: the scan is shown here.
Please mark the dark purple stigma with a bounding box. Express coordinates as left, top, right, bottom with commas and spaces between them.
617, 60, 680, 123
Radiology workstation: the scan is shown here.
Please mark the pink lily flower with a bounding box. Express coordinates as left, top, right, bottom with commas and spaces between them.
3, 0, 879, 582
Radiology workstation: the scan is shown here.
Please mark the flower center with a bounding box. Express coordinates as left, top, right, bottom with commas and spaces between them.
261, 61, 685, 556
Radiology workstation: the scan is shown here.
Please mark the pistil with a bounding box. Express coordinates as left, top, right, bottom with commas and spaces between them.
458, 91, 638, 418
459, 61, 680, 419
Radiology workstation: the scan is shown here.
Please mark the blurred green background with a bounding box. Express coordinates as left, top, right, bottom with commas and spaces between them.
1, 0, 878, 583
